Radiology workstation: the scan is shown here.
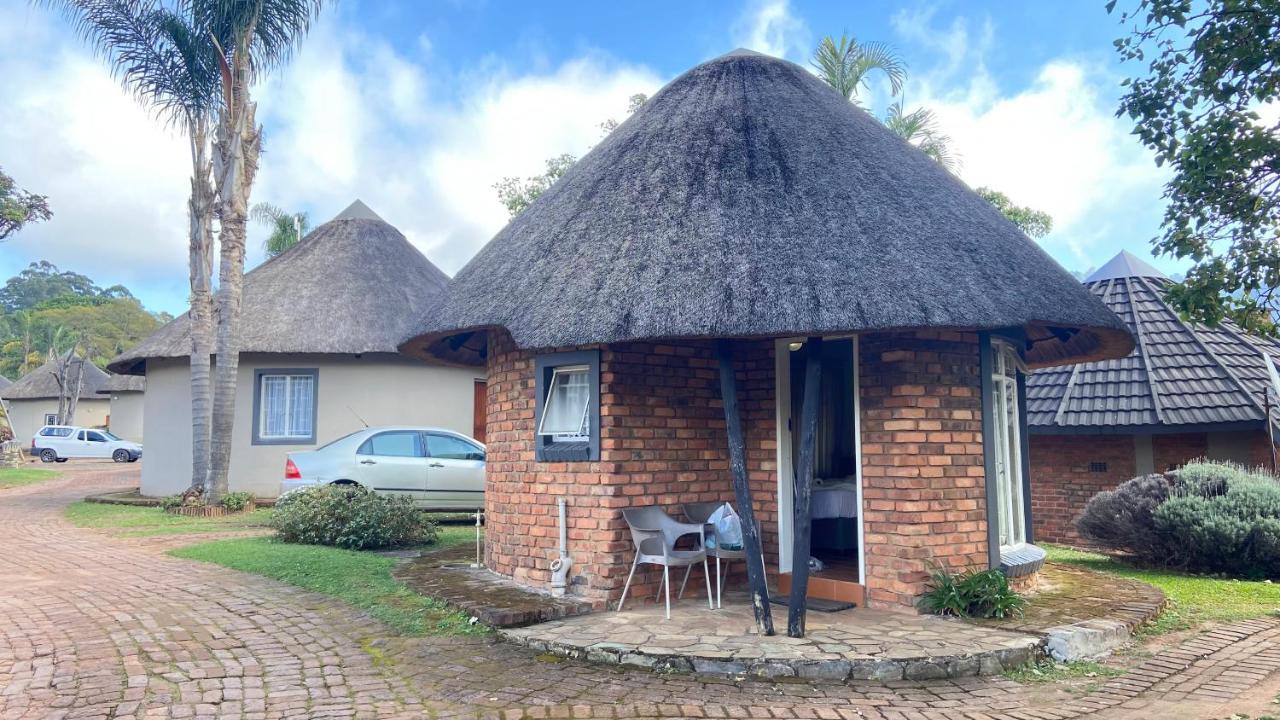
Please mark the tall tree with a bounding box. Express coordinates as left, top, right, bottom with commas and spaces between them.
49, 0, 221, 494
976, 187, 1053, 239
202, 0, 324, 501
1110, 0, 1280, 333
0, 167, 52, 240
811, 33, 906, 103
251, 201, 310, 257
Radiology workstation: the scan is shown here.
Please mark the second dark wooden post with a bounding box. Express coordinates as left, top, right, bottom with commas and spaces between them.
716, 339, 774, 636
788, 336, 822, 637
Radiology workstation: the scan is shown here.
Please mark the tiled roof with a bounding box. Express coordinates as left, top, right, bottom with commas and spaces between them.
1027, 252, 1280, 432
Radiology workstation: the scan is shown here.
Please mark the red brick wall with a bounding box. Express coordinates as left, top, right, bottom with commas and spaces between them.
484, 329, 995, 611
483, 331, 775, 608
1029, 434, 1136, 544
858, 331, 990, 609
1153, 433, 1208, 473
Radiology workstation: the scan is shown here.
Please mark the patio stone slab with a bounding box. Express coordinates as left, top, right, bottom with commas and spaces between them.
499, 589, 1044, 683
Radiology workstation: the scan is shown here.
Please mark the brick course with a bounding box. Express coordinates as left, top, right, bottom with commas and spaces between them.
483, 329, 994, 610
1029, 435, 1136, 545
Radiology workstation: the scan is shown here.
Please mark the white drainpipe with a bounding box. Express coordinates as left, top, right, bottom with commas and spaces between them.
549, 498, 573, 596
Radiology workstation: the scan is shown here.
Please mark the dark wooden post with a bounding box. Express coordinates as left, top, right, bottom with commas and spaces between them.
788, 336, 822, 637
716, 339, 774, 636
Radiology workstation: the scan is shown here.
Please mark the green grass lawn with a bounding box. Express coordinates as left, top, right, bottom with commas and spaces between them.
0, 467, 61, 489
64, 501, 273, 537
1046, 545, 1280, 634
171, 537, 484, 636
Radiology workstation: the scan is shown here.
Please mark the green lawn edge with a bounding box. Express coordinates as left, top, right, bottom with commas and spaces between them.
0, 467, 61, 489
1045, 544, 1280, 635
170, 536, 487, 637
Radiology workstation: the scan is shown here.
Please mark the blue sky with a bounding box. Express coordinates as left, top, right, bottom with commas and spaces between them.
0, 0, 1173, 317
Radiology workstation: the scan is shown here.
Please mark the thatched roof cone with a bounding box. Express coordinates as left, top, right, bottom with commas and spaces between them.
400, 50, 1132, 368
109, 201, 451, 375
1, 352, 109, 400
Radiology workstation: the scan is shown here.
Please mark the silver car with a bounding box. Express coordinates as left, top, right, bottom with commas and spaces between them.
283, 427, 485, 509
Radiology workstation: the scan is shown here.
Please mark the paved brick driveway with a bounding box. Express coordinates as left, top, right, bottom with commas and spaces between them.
2, 463, 1278, 720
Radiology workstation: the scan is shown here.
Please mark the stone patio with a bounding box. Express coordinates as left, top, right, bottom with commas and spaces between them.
500, 590, 1043, 682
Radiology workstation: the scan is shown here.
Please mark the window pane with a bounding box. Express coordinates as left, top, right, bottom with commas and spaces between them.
86, 432, 105, 442
992, 343, 1025, 550
539, 367, 590, 436
364, 432, 421, 457
427, 434, 481, 460
287, 375, 314, 437
261, 376, 287, 437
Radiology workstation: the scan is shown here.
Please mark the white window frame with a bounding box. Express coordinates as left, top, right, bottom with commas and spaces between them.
43, 413, 58, 426
537, 365, 591, 442
991, 340, 1027, 552
257, 372, 316, 442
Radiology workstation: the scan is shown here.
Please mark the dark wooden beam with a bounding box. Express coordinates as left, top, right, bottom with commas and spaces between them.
716, 339, 774, 636
788, 336, 822, 638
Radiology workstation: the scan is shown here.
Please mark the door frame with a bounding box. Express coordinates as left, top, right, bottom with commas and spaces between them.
773, 335, 865, 584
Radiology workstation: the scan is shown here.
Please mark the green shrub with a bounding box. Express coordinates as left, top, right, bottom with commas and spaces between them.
158, 495, 183, 510
271, 484, 437, 550
1075, 473, 1170, 558
918, 566, 1025, 619
1083, 461, 1280, 579
219, 491, 255, 513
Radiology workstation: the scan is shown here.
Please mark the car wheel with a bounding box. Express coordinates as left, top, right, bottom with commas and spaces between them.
39, 449, 56, 463
112, 449, 130, 463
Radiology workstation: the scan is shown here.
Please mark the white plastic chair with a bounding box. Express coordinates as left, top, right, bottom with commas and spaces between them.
679, 501, 762, 609
617, 506, 714, 619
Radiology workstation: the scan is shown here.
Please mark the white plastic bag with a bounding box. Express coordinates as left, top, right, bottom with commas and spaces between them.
708, 503, 744, 551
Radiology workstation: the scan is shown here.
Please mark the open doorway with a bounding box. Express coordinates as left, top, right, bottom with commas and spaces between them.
775, 337, 864, 605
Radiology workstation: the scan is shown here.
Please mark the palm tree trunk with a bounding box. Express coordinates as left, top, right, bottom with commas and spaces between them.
208, 64, 260, 502
187, 118, 215, 492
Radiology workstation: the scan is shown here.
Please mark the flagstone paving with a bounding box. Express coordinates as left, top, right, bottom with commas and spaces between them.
2, 462, 1279, 720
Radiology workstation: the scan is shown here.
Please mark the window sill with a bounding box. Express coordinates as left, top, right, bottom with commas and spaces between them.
539, 441, 592, 462
999, 543, 1046, 578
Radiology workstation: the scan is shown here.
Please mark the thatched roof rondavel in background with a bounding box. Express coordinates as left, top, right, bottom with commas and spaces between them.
97, 374, 146, 394
399, 49, 1133, 369
109, 201, 451, 375
1, 352, 110, 400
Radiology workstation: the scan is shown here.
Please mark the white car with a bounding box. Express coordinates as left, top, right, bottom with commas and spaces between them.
283, 427, 485, 510
32, 425, 143, 463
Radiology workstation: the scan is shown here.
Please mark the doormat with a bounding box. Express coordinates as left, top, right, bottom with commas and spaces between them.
768, 596, 856, 613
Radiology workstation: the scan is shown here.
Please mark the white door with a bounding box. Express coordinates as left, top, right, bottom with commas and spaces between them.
423, 432, 485, 509
354, 430, 428, 504
82, 430, 113, 457
773, 337, 865, 582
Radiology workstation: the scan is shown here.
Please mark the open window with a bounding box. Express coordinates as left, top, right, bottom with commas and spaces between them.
534, 351, 599, 462
990, 340, 1026, 551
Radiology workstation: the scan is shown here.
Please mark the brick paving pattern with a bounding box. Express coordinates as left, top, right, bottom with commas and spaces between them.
2, 463, 1278, 719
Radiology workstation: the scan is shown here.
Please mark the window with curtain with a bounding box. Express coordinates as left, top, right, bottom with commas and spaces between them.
537, 365, 590, 440
991, 341, 1026, 550
257, 372, 315, 441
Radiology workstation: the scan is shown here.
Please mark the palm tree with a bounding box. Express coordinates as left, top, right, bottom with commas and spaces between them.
48, 0, 220, 495
811, 33, 906, 103
251, 202, 309, 257
202, 0, 324, 501
884, 101, 960, 172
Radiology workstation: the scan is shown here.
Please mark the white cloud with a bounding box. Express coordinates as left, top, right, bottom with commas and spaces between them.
0, 2, 662, 314
731, 0, 810, 61
890, 8, 1170, 272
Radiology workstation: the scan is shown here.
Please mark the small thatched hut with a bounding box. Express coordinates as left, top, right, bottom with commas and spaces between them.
1028, 250, 1280, 543
110, 201, 486, 497
97, 374, 146, 443
400, 50, 1132, 612
1, 353, 110, 442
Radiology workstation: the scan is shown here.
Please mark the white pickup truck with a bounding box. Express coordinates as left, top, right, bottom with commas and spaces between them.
32, 425, 142, 463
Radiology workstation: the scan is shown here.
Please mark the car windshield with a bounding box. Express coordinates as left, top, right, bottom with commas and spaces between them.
100, 431, 122, 441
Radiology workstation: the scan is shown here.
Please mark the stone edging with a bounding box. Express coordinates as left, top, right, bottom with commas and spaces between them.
1042, 590, 1168, 660
498, 630, 1045, 682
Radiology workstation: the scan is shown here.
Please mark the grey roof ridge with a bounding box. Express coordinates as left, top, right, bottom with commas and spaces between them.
1133, 274, 1266, 425
1201, 310, 1280, 433
1125, 276, 1167, 424
1054, 278, 1117, 426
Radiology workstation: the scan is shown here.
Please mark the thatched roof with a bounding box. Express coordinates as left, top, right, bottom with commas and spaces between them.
109, 201, 451, 375
0, 375, 11, 391
1029, 251, 1280, 433
97, 375, 145, 394
1, 353, 109, 400
399, 49, 1133, 368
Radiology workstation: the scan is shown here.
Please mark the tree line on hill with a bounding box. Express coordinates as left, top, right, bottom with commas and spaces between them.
0, 261, 169, 381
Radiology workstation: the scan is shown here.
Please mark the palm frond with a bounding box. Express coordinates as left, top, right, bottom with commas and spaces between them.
885, 102, 960, 173
250, 201, 286, 224
847, 40, 906, 97
191, 0, 324, 82
811, 33, 907, 102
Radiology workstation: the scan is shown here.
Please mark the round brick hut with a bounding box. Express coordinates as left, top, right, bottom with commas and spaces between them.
401, 49, 1133, 611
